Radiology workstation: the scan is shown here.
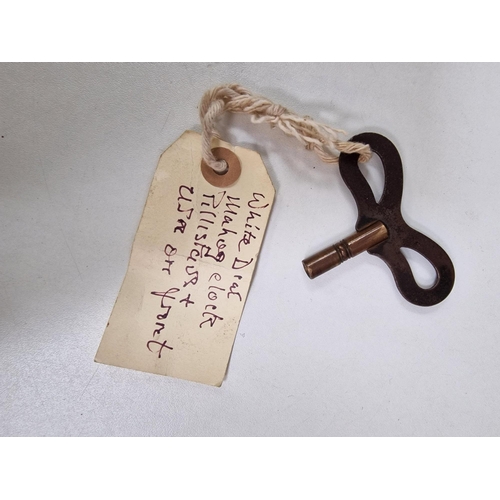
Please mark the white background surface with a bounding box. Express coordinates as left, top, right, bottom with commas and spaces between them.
1, 63, 498, 436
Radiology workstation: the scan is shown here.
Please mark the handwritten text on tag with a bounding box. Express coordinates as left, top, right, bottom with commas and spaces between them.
95, 131, 275, 386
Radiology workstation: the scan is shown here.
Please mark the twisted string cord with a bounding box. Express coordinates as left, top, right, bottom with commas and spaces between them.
199, 84, 372, 173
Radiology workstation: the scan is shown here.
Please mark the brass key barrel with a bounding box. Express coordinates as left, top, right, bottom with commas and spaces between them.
303, 221, 388, 279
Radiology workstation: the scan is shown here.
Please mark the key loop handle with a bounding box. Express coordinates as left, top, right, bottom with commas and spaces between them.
338, 132, 455, 306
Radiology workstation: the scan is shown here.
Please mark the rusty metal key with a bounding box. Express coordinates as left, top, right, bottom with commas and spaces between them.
302, 132, 455, 306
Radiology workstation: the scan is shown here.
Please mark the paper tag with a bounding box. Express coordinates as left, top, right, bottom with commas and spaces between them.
95, 131, 275, 386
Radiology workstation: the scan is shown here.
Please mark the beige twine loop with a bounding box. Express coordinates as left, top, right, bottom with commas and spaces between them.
199, 84, 372, 173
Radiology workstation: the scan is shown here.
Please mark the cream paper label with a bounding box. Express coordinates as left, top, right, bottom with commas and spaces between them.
95, 131, 275, 386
